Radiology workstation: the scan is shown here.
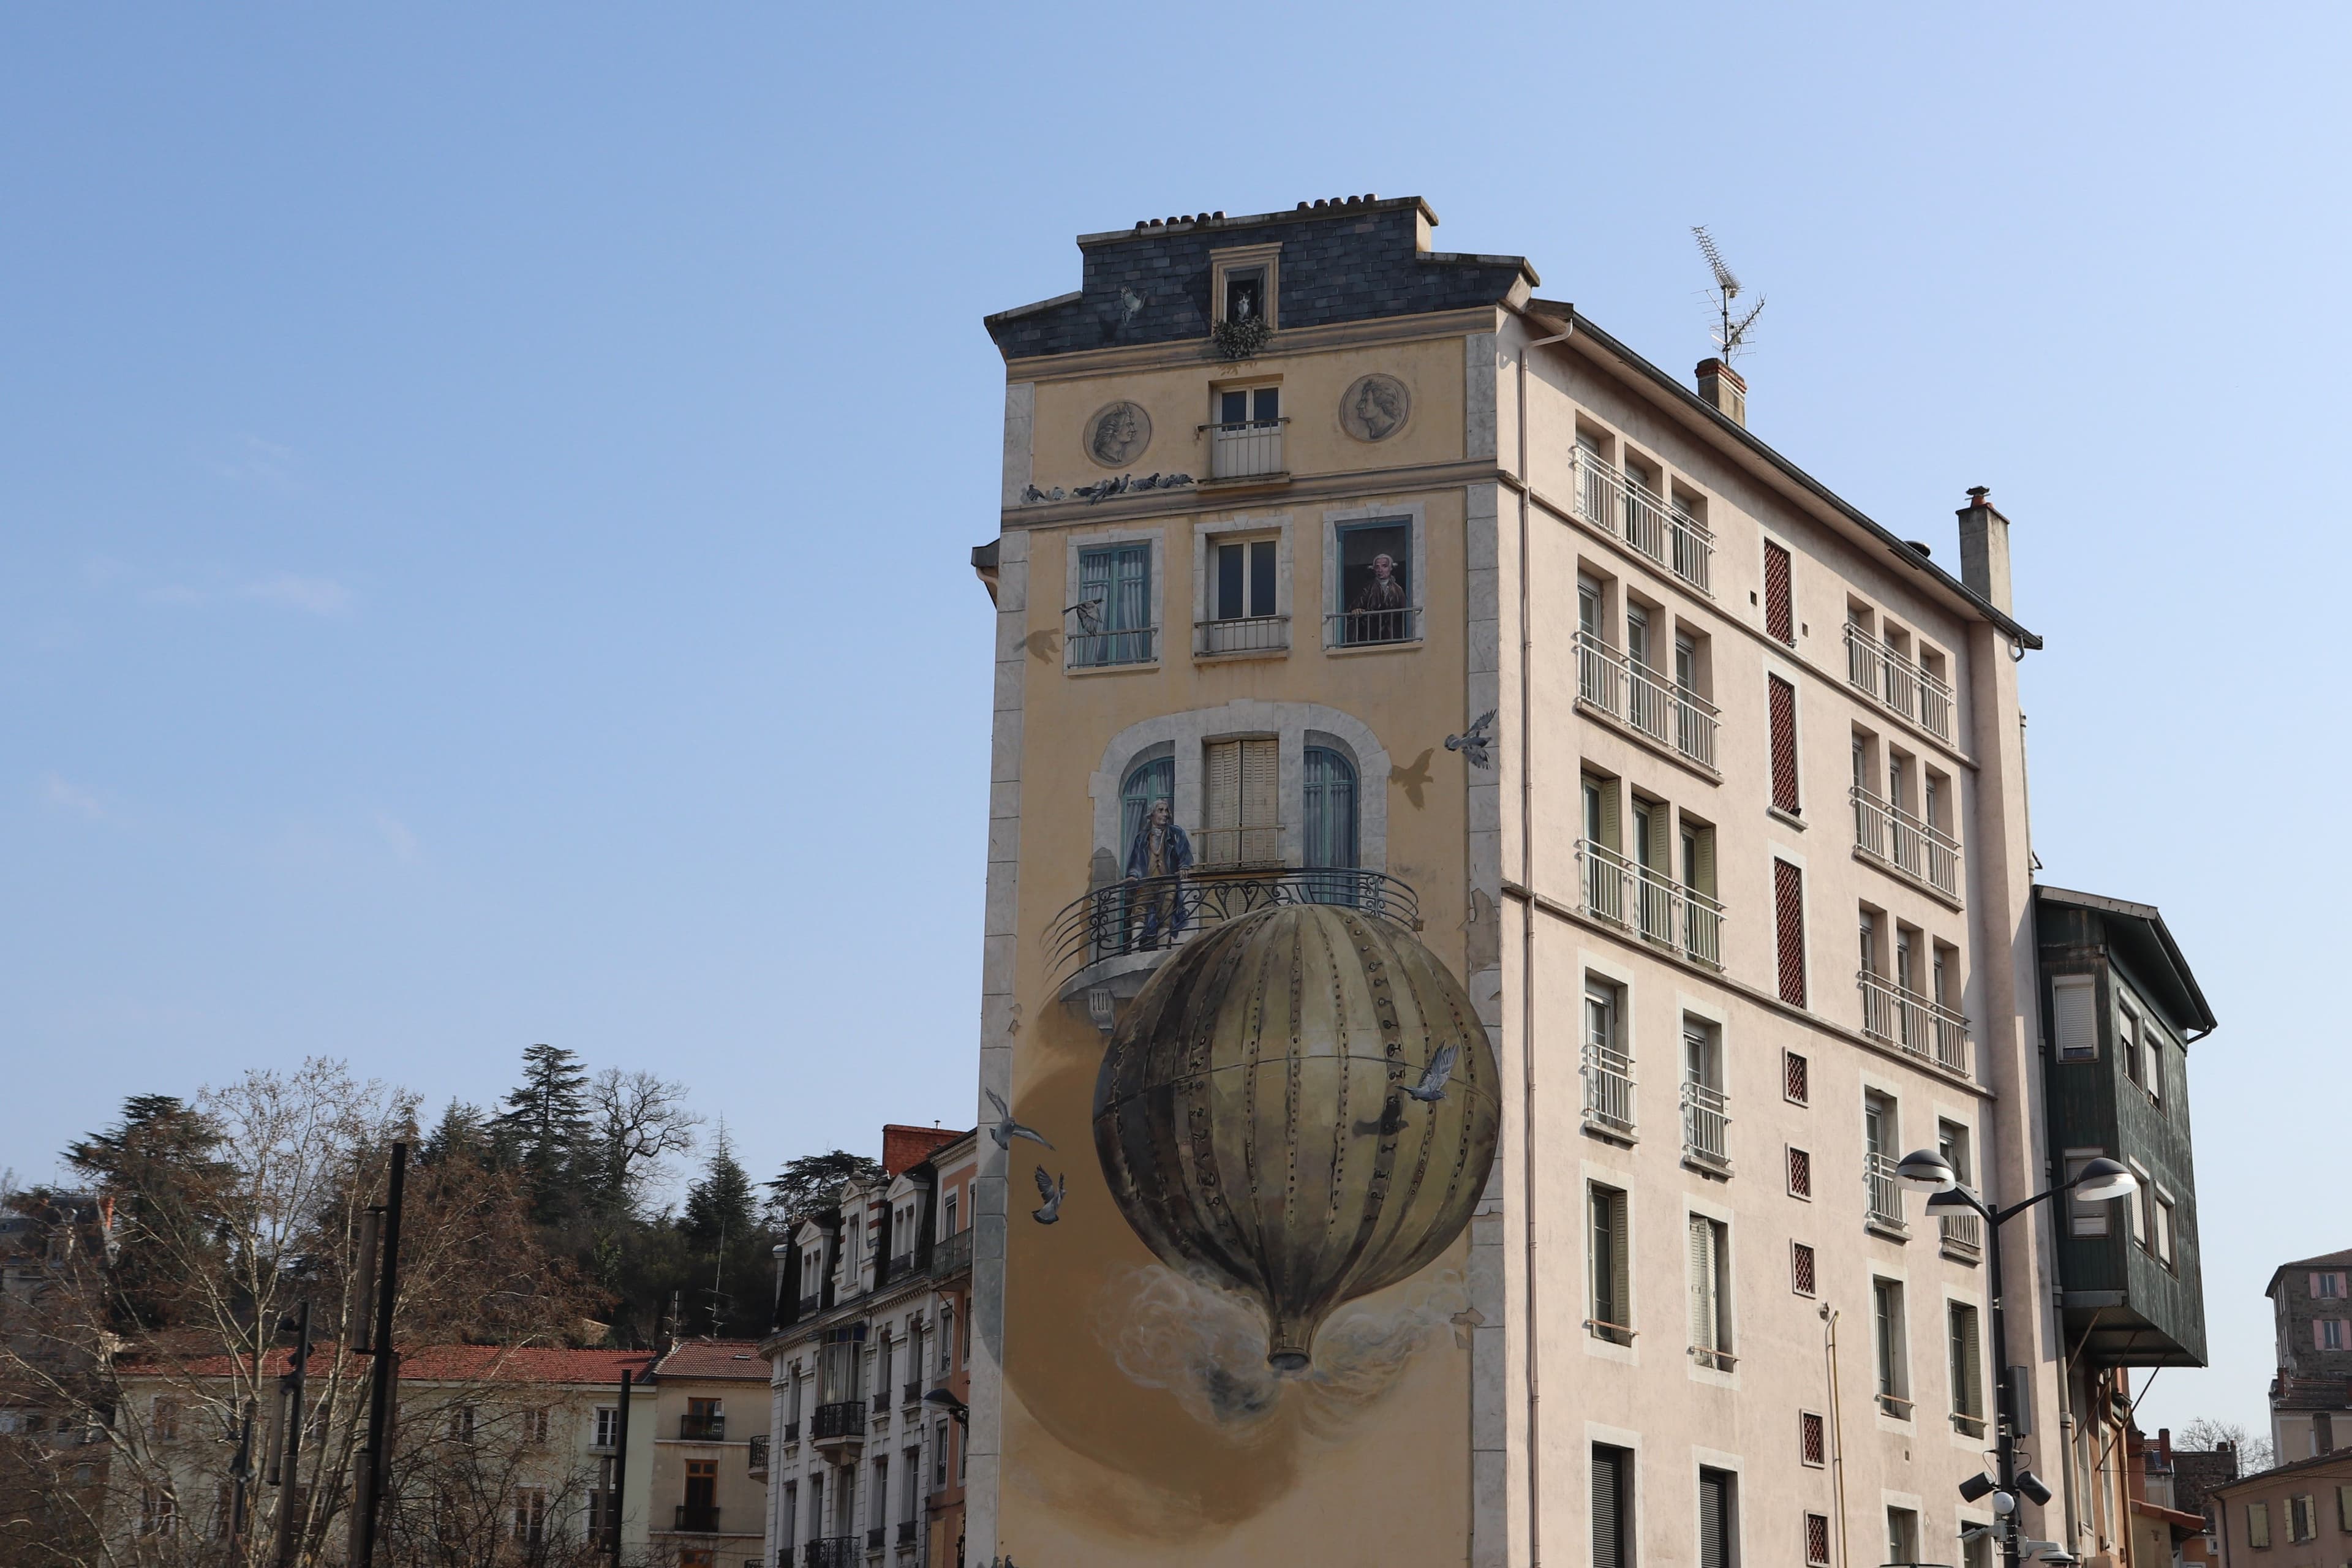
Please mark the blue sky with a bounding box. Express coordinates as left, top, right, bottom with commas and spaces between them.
4, 4, 2341, 1441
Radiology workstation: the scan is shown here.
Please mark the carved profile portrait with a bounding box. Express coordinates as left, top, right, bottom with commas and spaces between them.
1338, 374, 1411, 443
1085, 401, 1153, 468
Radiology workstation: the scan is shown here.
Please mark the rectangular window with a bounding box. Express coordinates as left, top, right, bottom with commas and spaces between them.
1937, 1120, 1975, 1189
2245, 1501, 2269, 1549
1073, 542, 1153, 666
944, 1189, 959, 1237
2315, 1272, 2346, 1299
514, 1487, 548, 1546
933, 1422, 950, 1489
2288, 1494, 2315, 1543
1887, 1507, 1920, 1567
1774, 861, 1806, 1006
1221, 267, 1268, 326
2319, 1319, 2348, 1351
151, 1397, 179, 1444
141, 1487, 176, 1537
1800, 1411, 1826, 1466
2065, 1150, 2113, 1237
1335, 520, 1414, 645
1805, 1512, 1832, 1568
2336, 1483, 2351, 1529
2119, 1006, 2144, 1086
522, 1406, 548, 1444
1873, 1278, 1910, 1418
1688, 1215, 1732, 1368
1763, 541, 1794, 644
1593, 1445, 1635, 1568
1200, 737, 1280, 866
1963, 1529, 1992, 1568
1784, 1050, 1809, 1104
1589, 1183, 1631, 1343
1698, 1468, 1735, 1568
2052, 975, 2098, 1060
1791, 1242, 1818, 1297
1948, 1302, 1985, 1435
1768, 677, 1801, 815
1213, 537, 1280, 622
1787, 1147, 1812, 1200
594, 1406, 619, 1448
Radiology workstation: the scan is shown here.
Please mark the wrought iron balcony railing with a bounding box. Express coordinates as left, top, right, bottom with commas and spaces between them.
674, 1504, 722, 1534
809, 1539, 862, 1568
930, 1227, 972, 1278
679, 1413, 725, 1441
902, 1380, 922, 1408
1844, 622, 1954, 740
1856, 970, 1971, 1077
747, 1435, 768, 1474
1324, 605, 1420, 647
1047, 867, 1419, 981
1851, 786, 1960, 900
1065, 624, 1156, 669
810, 1401, 865, 1442
1581, 1038, 1635, 1138
1864, 1152, 1908, 1232
1196, 614, 1289, 656
897, 1520, 918, 1546
866, 1526, 886, 1552
1570, 448, 1714, 593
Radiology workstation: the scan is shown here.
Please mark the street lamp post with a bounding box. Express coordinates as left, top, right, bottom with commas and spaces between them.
1892, 1148, 2138, 1568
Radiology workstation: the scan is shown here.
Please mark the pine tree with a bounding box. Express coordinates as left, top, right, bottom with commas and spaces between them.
764, 1149, 883, 1227
680, 1126, 756, 1253
419, 1099, 493, 1167
495, 1044, 591, 1221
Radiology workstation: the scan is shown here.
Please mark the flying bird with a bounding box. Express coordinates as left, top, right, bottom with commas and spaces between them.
1064, 600, 1103, 636
1445, 710, 1498, 769
1402, 1045, 1458, 1104
986, 1090, 1053, 1152
1031, 1166, 1066, 1224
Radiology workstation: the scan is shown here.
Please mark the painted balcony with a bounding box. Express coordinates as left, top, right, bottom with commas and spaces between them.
1207, 417, 1286, 480
1064, 624, 1156, 669
1575, 630, 1719, 774
1570, 448, 1714, 594
1195, 613, 1289, 657
1324, 605, 1421, 647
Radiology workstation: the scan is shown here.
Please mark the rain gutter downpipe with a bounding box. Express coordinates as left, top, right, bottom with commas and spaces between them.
1515, 314, 1574, 1567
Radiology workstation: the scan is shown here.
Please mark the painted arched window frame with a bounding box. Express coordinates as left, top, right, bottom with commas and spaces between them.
1091, 700, 1390, 881
1303, 744, 1359, 903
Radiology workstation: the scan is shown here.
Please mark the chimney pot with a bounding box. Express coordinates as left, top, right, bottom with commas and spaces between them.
1695, 358, 1747, 428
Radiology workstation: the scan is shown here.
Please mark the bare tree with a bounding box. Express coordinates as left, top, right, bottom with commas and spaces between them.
2176, 1415, 2270, 1474
584, 1072, 701, 1220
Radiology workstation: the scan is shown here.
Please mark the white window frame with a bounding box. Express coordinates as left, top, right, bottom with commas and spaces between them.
1209, 243, 1282, 331
1191, 512, 1294, 647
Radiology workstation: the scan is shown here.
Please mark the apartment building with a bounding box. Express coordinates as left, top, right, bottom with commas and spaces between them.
761, 1126, 978, 1568
956, 194, 2199, 1568
2266, 1248, 2352, 1463
644, 1338, 770, 1566
2208, 1453, 2352, 1568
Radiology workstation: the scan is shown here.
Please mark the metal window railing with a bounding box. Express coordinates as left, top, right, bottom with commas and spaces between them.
809, 1539, 862, 1568
1939, 1211, 1984, 1255
747, 1436, 769, 1473
1843, 622, 1954, 741
1581, 1038, 1636, 1136
1324, 606, 1420, 647
675, 1505, 722, 1534
810, 1402, 864, 1441
1850, 786, 1961, 899
1576, 839, 1723, 970
1571, 449, 1714, 592
1864, 1152, 1908, 1232
1856, 970, 1972, 1077
680, 1413, 726, 1441
1047, 867, 1420, 979
1573, 631, 1718, 769
1681, 1080, 1731, 1169
1196, 614, 1289, 655
1065, 625, 1156, 669
930, 1227, 973, 1278
1205, 418, 1287, 479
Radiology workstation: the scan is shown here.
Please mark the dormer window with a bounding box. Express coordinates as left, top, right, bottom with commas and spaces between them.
1224, 267, 1265, 323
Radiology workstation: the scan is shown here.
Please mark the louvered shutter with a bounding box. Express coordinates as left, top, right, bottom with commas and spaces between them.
1768, 676, 1801, 813
1763, 541, 1794, 643
1592, 1448, 1625, 1568
1698, 1470, 1729, 1568
1951, 1303, 1983, 1419
1204, 741, 1240, 865
1774, 861, 1806, 1005
1598, 780, 1621, 851
1646, 802, 1673, 872
1610, 1194, 1630, 1332
2052, 977, 2097, 1059
1240, 738, 1279, 862
1688, 824, 1716, 896
1689, 1216, 1720, 1354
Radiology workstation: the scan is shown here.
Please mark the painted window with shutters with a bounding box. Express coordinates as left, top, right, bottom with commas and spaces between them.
1698, 1468, 1735, 1568
1784, 1050, 1809, 1104
1773, 861, 1806, 1006
1073, 543, 1154, 666
2288, 1494, 2316, 1543
1688, 1215, 1733, 1369
1763, 540, 1794, 644
1589, 1183, 1632, 1344
1302, 745, 1358, 903
2316, 1271, 2348, 1299
1787, 1147, 1812, 1201
1768, 676, 1801, 814
1200, 737, 1278, 867
1592, 1446, 1635, 1568
1948, 1302, 1985, 1436
2052, 975, 2098, 1060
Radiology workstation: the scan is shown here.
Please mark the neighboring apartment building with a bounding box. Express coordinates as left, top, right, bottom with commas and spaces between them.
761, 1126, 978, 1568
2208, 1452, 2352, 1568
2126, 1427, 2216, 1568
957, 193, 2204, 1568
643, 1338, 770, 1567
2267, 1249, 2352, 1464
2035, 886, 2218, 1565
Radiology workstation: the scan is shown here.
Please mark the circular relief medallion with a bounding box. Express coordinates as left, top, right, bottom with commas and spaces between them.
1338, 373, 1412, 442
1084, 401, 1152, 468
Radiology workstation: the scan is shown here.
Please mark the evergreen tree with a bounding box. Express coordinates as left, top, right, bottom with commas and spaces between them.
419, 1098, 494, 1167
495, 1043, 591, 1221
62, 1094, 234, 1327
680, 1126, 756, 1253
763, 1149, 883, 1227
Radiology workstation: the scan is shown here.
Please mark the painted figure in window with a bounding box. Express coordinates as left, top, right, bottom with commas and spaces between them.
1353, 553, 1407, 614
1123, 797, 1193, 948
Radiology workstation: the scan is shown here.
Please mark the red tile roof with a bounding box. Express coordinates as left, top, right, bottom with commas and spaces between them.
648, 1339, 770, 1380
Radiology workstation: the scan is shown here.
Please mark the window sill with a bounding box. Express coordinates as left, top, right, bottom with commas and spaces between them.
1864, 1216, 1910, 1243
1324, 638, 1425, 658
1193, 646, 1289, 664
1768, 806, 1807, 832
1199, 471, 1292, 492
1064, 659, 1161, 677
1939, 1237, 1983, 1267
1581, 1116, 1637, 1149
1681, 1151, 1733, 1182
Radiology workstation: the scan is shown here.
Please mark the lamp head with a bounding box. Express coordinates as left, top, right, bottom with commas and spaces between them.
2015, 1469, 2054, 1508
2070, 1158, 2137, 1204
1925, 1187, 1976, 1213
1895, 1149, 1959, 1194
921, 1387, 968, 1414
1958, 1472, 1997, 1503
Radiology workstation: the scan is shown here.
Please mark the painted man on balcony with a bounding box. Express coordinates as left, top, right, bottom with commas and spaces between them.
1123, 797, 1192, 949
1351, 552, 1409, 643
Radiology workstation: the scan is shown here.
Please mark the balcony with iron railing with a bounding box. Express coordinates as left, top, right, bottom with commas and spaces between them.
809, 1539, 861, 1568
866, 1526, 886, 1553
1864, 1152, 1908, 1235
1573, 631, 1719, 773
1856, 970, 1971, 1078
747, 1436, 768, 1476
1939, 1210, 1984, 1261
896, 1521, 918, 1547
930, 1226, 973, 1278
1064, 624, 1156, 669
674, 1505, 722, 1534
1047, 867, 1420, 986
1851, 786, 1961, 902
1324, 605, 1421, 648
1205, 417, 1287, 480
1844, 622, 1954, 741
777, 1550, 794, 1568
781, 1420, 799, 1445
902, 1380, 922, 1408
1576, 839, 1724, 970
1196, 614, 1289, 657
1570, 448, 1714, 593
680, 1413, 726, 1441
1581, 1038, 1635, 1139
1680, 1081, 1730, 1172
809, 1401, 865, 1452
1196, 824, 1284, 869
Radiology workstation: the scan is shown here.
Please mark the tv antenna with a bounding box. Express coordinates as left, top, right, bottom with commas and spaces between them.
1691, 225, 1764, 363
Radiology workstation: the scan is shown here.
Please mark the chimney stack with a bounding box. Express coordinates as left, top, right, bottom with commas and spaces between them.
1956, 485, 2013, 614
1695, 358, 1746, 426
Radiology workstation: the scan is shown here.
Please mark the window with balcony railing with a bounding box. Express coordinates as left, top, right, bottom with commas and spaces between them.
1844, 622, 1954, 741
1576, 837, 1724, 970
1856, 970, 1971, 1077
1582, 979, 1635, 1137
1207, 385, 1285, 479
1863, 1152, 1907, 1232
1571, 447, 1714, 593
1681, 1080, 1731, 1172
1069, 541, 1155, 669
1573, 630, 1720, 771
1850, 786, 1961, 900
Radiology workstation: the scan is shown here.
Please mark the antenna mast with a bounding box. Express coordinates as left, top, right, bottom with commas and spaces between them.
1691, 225, 1765, 362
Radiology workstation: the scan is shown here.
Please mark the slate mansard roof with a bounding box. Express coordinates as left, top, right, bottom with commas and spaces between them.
982, 195, 1537, 361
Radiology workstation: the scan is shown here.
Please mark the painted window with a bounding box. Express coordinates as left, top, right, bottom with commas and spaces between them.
1333, 519, 1414, 645
1791, 1241, 1818, 1297
1805, 1512, 1832, 1567
1074, 544, 1153, 666
2052, 976, 2098, 1060
1768, 676, 1800, 813
1784, 1050, 1809, 1104
1302, 746, 1359, 903
1800, 1412, 1826, 1466
1787, 1148, 1812, 1202
1773, 861, 1806, 1006
1873, 1278, 1910, 1417
1201, 739, 1279, 867
1212, 537, 1278, 622
1688, 1216, 1733, 1368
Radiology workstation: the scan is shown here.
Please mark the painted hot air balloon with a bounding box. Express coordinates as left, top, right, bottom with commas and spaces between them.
1092, 902, 1500, 1371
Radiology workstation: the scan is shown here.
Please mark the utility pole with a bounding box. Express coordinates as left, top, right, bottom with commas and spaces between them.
266, 1298, 312, 1568
347, 1141, 408, 1568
